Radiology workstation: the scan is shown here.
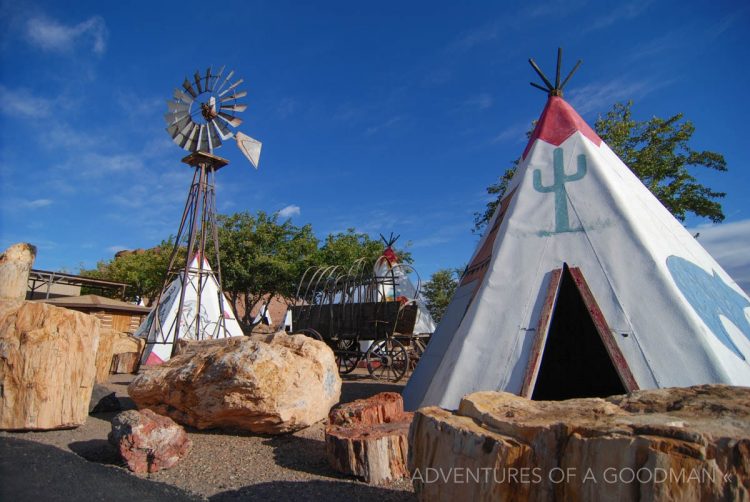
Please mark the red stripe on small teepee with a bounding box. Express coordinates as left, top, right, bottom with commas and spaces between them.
383, 247, 398, 264
522, 96, 601, 159
144, 352, 164, 366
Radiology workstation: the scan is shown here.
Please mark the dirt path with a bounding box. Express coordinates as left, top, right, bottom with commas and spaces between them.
0, 371, 415, 501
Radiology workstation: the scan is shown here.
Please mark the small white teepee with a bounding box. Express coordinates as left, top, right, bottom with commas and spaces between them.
373, 244, 436, 335
137, 255, 244, 365
403, 95, 750, 411
253, 304, 273, 326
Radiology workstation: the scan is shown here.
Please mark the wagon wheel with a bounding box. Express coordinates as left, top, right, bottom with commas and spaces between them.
365, 338, 409, 383
294, 328, 323, 341
335, 338, 360, 375
408, 337, 427, 371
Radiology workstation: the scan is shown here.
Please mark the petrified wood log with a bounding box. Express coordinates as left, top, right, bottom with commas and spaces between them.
409, 386, 750, 501
0, 243, 36, 301
94, 329, 115, 383
110, 352, 140, 374
326, 392, 413, 484
0, 300, 100, 430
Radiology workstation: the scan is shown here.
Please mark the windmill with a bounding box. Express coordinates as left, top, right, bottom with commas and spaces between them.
138, 66, 262, 365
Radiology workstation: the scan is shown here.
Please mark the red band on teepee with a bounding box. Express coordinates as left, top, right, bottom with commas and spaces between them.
383, 247, 398, 264
144, 352, 164, 366
522, 96, 601, 159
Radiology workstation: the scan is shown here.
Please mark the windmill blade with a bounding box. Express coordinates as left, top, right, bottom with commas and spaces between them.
211, 118, 234, 140
164, 110, 189, 126
207, 121, 222, 150
215, 69, 235, 95
198, 124, 210, 151
166, 115, 192, 138
173, 88, 194, 104
182, 78, 198, 98
175, 123, 198, 149
194, 70, 203, 93
218, 112, 243, 127
212, 65, 225, 91
167, 100, 190, 113
220, 103, 247, 113
235, 131, 262, 169
183, 123, 201, 151
204, 67, 212, 91
220, 90, 247, 102
218, 78, 244, 97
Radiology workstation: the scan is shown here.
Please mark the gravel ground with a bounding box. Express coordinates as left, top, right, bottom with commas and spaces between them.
0, 370, 415, 501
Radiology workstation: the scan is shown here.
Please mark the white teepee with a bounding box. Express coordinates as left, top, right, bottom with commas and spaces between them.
137, 255, 244, 365
373, 244, 436, 335
403, 95, 750, 411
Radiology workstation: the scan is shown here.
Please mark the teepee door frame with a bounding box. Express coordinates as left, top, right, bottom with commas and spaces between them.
520, 264, 638, 398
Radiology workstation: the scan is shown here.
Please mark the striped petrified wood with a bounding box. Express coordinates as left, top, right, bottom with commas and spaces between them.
325, 392, 413, 484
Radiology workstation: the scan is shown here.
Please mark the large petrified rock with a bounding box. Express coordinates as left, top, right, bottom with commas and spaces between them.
128, 333, 341, 434
409, 386, 750, 501
95, 330, 145, 380
326, 392, 413, 484
94, 329, 116, 383
109, 409, 191, 474
110, 331, 145, 374
0, 300, 100, 430
0, 243, 36, 301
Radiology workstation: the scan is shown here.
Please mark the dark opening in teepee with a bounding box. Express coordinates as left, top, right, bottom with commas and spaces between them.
531, 265, 626, 401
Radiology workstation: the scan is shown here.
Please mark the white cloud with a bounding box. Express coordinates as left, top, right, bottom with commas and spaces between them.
567, 77, 673, 116
690, 219, 750, 294
365, 116, 404, 137
278, 204, 301, 218
25, 15, 107, 55
0, 85, 54, 118
23, 198, 53, 209
448, 22, 500, 53
586, 0, 654, 32
107, 245, 128, 253
492, 119, 533, 144
463, 93, 493, 111
277, 97, 297, 119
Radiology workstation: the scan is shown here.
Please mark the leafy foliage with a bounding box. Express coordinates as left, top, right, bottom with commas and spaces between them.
81, 214, 413, 324
473, 102, 726, 232
217, 211, 319, 324
422, 268, 460, 322
81, 240, 176, 304
595, 102, 726, 223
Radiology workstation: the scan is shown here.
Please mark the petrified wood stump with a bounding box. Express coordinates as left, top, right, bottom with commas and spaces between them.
110, 352, 140, 374
0, 300, 100, 430
0, 243, 36, 301
326, 392, 413, 484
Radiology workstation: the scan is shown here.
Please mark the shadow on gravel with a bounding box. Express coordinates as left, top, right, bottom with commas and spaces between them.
0, 437, 200, 502
263, 434, 347, 480
211, 480, 415, 501
69, 439, 122, 466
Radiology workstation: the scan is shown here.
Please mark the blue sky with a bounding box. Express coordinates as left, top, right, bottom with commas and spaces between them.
1, 0, 749, 291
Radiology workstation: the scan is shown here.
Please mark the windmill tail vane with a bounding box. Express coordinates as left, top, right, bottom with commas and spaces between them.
165, 65, 262, 168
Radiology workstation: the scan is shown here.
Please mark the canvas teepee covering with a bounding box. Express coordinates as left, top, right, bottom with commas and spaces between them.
403, 95, 750, 411
137, 255, 244, 365
373, 243, 437, 335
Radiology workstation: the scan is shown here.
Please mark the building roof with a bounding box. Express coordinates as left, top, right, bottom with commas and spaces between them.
38, 294, 151, 314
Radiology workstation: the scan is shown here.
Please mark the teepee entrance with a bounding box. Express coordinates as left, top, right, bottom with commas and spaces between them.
522, 264, 637, 401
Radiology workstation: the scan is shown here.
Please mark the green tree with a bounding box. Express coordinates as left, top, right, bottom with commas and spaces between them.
81, 240, 176, 304
218, 211, 319, 324
422, 268, 460, 322
474, 101, 726, 232
316, 229, 386, 269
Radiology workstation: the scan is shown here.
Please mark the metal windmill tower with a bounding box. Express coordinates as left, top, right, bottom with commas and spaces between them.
142, 66, 262, 361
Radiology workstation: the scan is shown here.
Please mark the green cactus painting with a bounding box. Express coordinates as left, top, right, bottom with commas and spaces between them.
533, 147, 587, 234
